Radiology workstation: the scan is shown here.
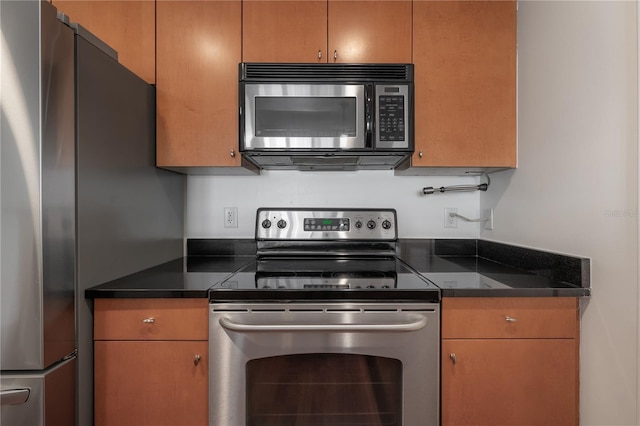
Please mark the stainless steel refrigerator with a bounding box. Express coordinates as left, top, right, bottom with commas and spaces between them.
1, 1, 185, 424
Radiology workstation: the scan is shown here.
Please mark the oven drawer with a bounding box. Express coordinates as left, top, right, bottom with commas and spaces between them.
441, 297, 578, 339
94, 298, 208, 340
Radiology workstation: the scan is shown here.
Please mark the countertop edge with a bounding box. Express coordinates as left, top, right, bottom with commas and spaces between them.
85, 238, 591, 299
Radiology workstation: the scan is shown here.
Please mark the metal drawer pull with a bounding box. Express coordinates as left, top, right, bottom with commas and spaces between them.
333, 50, 338, 60
505, 316, 518, 322
194, 354, 201, 366
317, 50, 322, 59
450, 353, 456, 364
0, 389, 30, 406
230, 149, 236, 158
142, 318, 155, 324
219, 316, 427, 333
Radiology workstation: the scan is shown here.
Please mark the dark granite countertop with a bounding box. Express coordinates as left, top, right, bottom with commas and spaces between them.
84, 256, 255, 299
85, 239, 591, 299
398, 239, 590, 297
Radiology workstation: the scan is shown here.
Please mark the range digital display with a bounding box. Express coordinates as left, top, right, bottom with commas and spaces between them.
303, 218, 350, 232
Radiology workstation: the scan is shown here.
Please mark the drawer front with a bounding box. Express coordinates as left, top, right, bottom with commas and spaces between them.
94, 298, 208, 340
442, 297, 578, 339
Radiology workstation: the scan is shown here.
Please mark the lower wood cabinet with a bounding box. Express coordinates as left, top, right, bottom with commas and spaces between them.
441, 297, 579, 426
94, 341, 208, 426
93, 298, 208, 426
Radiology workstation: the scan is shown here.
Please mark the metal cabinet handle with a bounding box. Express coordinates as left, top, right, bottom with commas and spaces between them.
317, 50, 322, 59
505, 316, 518, 322
230, 150, 236, 158
194, 354, 201, 366
450, 353, 456, 364
142, 318, 155, 324
219, 316, 427, 333
333, 50, 338, 60
418, 150, 423, 158
1, 389, 30, 406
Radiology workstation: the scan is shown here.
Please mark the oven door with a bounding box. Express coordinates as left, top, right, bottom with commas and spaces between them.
241, 84, 367, 151
209, 302, 439, 426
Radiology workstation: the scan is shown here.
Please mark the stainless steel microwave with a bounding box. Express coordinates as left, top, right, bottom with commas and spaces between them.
239, 63, 414, 171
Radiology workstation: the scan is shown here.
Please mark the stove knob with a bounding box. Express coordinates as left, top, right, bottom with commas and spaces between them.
355, 220, 363, 229
261, 219, 272, 229
382, 220, 392, 230
277, 219, 287, 229
367, 220, 377, 230
367, 285, 376, 289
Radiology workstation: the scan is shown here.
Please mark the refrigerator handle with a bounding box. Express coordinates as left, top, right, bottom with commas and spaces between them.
0, 389, 31, 406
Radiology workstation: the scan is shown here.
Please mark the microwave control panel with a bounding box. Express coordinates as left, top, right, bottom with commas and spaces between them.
375, 85, 410, 150
378, 95, 405, 142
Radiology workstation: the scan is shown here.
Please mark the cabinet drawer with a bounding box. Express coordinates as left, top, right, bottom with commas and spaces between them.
94, 298, 208, 340
442, 297, 578, 339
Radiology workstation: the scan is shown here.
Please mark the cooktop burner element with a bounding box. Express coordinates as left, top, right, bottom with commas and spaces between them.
209, 208, 440, 302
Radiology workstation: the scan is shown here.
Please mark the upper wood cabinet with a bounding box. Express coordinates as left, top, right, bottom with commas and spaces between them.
242, 0, 412, 63
52, 1, 155, 84
328, 1, 412, 63
243, 1, 327, 63
156, 0, 245, 169
407, 0, 517, 170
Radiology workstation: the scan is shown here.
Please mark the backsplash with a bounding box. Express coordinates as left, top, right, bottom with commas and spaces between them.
186, 170, 484, 239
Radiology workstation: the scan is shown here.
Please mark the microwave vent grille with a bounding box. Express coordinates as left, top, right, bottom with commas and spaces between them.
241, 63, 413, 82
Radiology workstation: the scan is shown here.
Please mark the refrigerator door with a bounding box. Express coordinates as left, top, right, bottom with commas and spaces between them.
0, 357, 76, 426
0, 0, 76, 370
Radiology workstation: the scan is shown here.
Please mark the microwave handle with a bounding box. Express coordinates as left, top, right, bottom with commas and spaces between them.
365, 84, 374, 148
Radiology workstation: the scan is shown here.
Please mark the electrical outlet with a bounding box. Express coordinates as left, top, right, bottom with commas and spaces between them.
444, 208, 458, 228
483, 208, 494, 230
224, 207, 238, 228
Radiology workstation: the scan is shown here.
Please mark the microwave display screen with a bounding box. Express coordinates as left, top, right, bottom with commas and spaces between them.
255, 97, 357, 138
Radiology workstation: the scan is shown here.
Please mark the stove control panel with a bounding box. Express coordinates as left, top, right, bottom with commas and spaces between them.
256, 208, 397, 240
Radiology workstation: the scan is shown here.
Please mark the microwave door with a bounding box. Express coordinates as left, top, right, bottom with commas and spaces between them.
243, 84, 366, 150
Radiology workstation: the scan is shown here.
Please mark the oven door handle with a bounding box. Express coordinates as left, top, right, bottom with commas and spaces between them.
219, 316, 428, 332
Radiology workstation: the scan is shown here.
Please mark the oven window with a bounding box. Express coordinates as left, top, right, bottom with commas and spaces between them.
246, 353, 402, 426
255, 97, 357, 138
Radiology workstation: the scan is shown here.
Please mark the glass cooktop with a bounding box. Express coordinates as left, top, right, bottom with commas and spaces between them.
209, 257, 440, 302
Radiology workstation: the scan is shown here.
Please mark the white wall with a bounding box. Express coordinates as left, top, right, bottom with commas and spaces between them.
480, 1, 639, 425
187, 171, 483, 238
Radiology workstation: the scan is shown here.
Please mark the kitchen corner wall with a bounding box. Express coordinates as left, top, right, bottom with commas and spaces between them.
186, 171, 482, 239
480, 1, 639, 425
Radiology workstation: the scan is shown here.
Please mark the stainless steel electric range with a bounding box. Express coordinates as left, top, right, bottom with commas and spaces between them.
209, 208, 440, 426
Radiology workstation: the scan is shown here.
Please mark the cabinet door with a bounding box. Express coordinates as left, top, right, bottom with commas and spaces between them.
156, 1, 242, 167
52, 1, 155, 84
328, 0, 412, 63
94, 341, 208, 426
442, 339, 578, 426
412, 1, 516, 167
243, 0, 327, 63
